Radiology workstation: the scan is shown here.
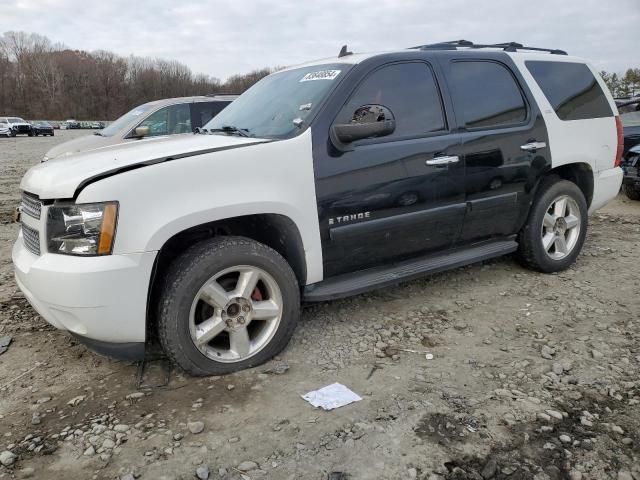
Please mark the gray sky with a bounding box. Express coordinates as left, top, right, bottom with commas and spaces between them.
4, 0, 639, 80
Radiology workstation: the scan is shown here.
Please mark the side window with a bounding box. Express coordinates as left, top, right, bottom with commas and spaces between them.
137, 103, 192, 136
450, 61, 527, 129
525, 61, 613, 121
192, 101, 229, 128
336, 62, 445, 139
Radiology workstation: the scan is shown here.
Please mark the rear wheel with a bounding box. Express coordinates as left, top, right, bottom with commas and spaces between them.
622, 183, 640, 201
158, 236, 300, 376
517, 178, 588, 273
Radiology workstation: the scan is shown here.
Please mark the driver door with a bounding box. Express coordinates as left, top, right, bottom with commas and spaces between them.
314, 61, 466, 277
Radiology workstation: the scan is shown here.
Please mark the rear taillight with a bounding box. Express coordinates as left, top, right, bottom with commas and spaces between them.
615, 116, 624, 167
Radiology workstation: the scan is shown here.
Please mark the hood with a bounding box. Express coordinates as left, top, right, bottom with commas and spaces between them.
43, 134, 126, 160
22, 134, 269, 199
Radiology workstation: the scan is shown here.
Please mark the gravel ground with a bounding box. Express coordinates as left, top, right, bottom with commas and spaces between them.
0, 131, 639, 480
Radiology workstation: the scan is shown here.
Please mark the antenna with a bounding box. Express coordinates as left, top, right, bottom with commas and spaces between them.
338, 45, 352, 58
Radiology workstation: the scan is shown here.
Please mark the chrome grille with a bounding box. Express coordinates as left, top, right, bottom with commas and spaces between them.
21, 192, 42, 219
22, 223, 41, 256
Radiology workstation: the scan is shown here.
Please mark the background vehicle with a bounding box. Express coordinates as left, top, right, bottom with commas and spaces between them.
42, 95, 237, 161
617, 98, 640, 154
32, 121, 54, 136
65, 119, 80, 129
0, 119, 11, 136
1, 116, 33, 136
91, 121, 104, 129
13, 41, 622, 376
621, 144, 640, 200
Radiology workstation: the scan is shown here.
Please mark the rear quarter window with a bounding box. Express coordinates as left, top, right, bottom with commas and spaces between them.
525, 61, 612, 121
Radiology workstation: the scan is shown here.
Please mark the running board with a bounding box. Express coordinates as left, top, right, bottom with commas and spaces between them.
303, 239, 518, 302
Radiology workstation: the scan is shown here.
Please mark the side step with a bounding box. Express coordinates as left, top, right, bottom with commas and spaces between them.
303, 239, 518, 302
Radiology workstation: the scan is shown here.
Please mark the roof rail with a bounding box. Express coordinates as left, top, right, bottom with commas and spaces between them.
409, 40, 567, 55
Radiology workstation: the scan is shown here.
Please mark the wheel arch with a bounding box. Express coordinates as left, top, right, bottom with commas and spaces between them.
533, 162, 594, 208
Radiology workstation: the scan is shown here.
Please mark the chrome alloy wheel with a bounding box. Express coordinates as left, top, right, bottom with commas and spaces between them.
541, 195, 581, 260
189, 265, 283, 363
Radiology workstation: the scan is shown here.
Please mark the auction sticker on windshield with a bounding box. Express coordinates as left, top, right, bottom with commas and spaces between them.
300, 70, 341, 82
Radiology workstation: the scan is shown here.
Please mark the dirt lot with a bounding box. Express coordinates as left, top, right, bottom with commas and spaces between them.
0, 131, 639, 480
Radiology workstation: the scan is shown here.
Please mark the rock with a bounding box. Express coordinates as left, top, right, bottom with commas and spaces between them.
126, 392, 144, 400
617, 472, 633, 480
83, 446, 95, 456
568, 471, 582, 480
196, 465, 210, 480
188, 421, 205, 434
610, 424, 624, 435
537, 413, 552, 422
120, 475, 135, 480
67, 395, 86, 406
552, 363, 564, 375
0, 450, 17, 466
407, 467, 418, 479
102, 438, 115, 449
113, 424, 130, 432
481, 457, 497, 479
237, 461, 259, 472
541, 345, 555, 359
226, 384, 235, 391
591, 349, 604, 359
36, 396, 51, 404
559, 434, 571, 443
546, 409, 563, 421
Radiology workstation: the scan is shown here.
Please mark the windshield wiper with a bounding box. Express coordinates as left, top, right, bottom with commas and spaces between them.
207, 125, 251, 137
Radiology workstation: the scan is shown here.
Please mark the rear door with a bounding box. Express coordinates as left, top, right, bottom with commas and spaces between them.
441, 56, 551, 243
313, 60, 466, 278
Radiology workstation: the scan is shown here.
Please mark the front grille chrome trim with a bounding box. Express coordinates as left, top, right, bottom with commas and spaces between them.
21, 192, 42, 220
22, 223, 41, 256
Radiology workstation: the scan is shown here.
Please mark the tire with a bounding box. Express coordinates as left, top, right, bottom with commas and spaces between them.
622, 183, 640, 201
28, 131, 33, 137
517, 177, 588, 273
158, 236, 300, 376
9, 130, 15, 137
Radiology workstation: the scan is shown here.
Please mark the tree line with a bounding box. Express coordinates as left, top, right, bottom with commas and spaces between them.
599, 68, 640, 99
0, 31, 272, 121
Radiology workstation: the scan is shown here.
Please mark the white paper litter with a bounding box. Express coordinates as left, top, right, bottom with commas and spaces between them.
302, 383, 362, 411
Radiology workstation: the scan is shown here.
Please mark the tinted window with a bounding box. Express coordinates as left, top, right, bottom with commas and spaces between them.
192, 101, 229, 128
336, 62, 445, 138
450, 61, 527, 129
137, 103, 192, 136
526, 61, 612, 121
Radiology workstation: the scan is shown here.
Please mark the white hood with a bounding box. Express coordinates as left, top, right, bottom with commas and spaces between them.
21, 134, 269, 199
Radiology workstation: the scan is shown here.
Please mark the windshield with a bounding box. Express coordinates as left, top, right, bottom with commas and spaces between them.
100, 103, 155, 137
9, 117, 24, 123
204, 64, 350, 139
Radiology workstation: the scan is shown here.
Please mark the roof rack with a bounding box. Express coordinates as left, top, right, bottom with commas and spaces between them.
409, 40, 567, 55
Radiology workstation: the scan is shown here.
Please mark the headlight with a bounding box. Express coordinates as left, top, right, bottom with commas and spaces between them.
47, 202, 118, 256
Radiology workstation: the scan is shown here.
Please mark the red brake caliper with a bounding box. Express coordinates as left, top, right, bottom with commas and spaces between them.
251, 287, 263, 302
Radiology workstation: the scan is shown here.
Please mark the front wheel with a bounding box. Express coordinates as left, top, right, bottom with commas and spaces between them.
517, 178, 588, 273
622, 183, 640, 201
158, 236, 300, 376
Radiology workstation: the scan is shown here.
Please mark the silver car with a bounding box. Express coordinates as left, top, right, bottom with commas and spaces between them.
0, 119, 11, 137
43, 95, 237, 161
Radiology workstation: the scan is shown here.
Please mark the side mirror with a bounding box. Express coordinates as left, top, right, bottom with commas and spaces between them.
331, 104, 395, 145
134, 126, 150, 138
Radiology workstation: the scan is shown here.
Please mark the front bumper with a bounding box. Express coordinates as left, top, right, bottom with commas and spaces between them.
12, 233, 156, 356
589, 167, 623, 214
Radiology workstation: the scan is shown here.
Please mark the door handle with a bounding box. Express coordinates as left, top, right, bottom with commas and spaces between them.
520, 141, 547, 151
426, 155, 459, 166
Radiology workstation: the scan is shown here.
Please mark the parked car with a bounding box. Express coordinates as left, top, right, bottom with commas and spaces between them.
91, 121, 104, 129
42, 95, 237, 161
1, 116, 33, 136
621, 144, 640, 200
0, 119, 11, 137
32, 121, 54, 137
617, 99, 640, 155
65, 119, 80, 129
13, 41, 622, 375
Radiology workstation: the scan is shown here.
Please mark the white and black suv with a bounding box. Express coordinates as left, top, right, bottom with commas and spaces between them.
2, 116, 33, 136
13, 41, 623, 375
